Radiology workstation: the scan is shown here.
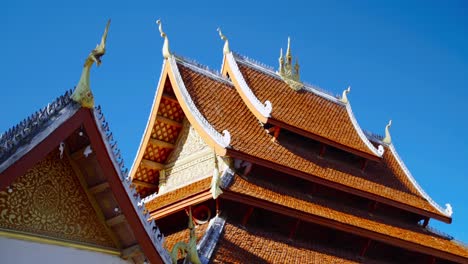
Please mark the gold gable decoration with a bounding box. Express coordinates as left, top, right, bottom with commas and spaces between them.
278, 37, 303, 91
0, 150, 116, 249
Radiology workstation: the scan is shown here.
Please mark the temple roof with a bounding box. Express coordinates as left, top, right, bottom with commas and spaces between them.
221, 174, 468, 263
210, 221, 367, 263
0, 91, 170, 263
171, 58, 449, 222
223, 53, 383, 160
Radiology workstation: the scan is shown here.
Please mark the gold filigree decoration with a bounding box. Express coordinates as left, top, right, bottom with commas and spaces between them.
278, 37, 303, 91
0, 150, 116, 248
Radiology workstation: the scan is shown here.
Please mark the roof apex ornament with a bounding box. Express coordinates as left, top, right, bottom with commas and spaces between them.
170, 207, 202, 264
156, 19, 171, 59
278, 37, 302, 91
340, 86, 351, 104
383, 120, 392, 144
71, 19, 110, 108
217, 28, 230, 55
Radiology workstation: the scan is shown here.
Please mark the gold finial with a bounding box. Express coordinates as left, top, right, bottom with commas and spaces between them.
71, 19, 111, 108
217, 28, 230, 54
211, 151, 223, 199
340, 86, 351, 104
156, 19, 171, 59
278, 37, 302, 91
383, 120, 392, 144
279, 48, 284, 75
286, 37, 292, 64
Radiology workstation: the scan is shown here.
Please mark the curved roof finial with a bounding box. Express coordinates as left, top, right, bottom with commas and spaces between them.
156, 19, 170, 59
217, 28, 230, 55
340, 86, 351, 104
383, 120, 392, 144
71, 19, 111, 108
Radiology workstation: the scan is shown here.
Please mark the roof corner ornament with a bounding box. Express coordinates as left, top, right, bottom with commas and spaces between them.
217, 27, 230, 55
211, 151, 223, 199
444, 203, 453, 216
340, 86, 351, 104
156, 19, 171, 59
71, 19, 110, 108
278, 37, 303, 91
383, 120, 392, 144
170, 207, 202, 264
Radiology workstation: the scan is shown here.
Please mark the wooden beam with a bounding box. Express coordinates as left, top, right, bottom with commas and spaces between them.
150, 138, 175, 149
89, 182, 110, 195
156, 115, 182, 128
162, 93, 179, 104
106, 214, 126, 227
132, 179, 158, 189
319, 144, 327, 157
422, 217, 430, 228
361, 159, 368, 171
241, 206, 255, 227
121, 244, 142, 259
360, 239, 372, 257
288, 219, 301, 239
141, 159, 164, 170
70, 146, 90, 160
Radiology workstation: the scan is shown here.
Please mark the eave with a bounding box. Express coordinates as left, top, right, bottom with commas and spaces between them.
220, 190, 466, 263
226, 148, 452, 224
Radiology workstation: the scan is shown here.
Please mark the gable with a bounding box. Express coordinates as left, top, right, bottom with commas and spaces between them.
0, 149, 117, 250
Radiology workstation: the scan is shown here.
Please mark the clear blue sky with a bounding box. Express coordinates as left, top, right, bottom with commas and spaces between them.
2, 1, 467, 243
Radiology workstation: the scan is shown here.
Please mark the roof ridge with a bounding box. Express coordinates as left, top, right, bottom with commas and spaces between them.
0, 89, 75, 163
233, 52, 340, 101
174, 55, 232, 86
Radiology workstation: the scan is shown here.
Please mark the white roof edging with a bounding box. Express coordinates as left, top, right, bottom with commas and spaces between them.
169, 56, 231, 148
388, 143, 452, 218
226, 53, 272, 119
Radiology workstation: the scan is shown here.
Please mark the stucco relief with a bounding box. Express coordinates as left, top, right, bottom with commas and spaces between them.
0, 150, 115, 248
166, 118, 208, 165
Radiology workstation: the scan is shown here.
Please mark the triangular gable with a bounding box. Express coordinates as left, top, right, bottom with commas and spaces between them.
0, 93, 170, 263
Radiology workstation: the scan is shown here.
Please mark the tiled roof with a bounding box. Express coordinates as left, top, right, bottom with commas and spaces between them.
233, 57, 377, 157
163, 221, 210, 253
224, 175, 468, 260
145, 177, 212, 212
211, 221, 365, 263
175, 61, 446, 220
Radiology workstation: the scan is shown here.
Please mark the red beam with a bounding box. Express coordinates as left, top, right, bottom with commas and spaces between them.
241, 206, 255, 227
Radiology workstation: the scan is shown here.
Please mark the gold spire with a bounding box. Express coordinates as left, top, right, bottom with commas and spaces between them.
170, 207, 202, 264
383, 120, 392, 144
278, 37, 302, 91
156, 19, 171, 59
71, 19, 111, 108
217, 28, 230, 54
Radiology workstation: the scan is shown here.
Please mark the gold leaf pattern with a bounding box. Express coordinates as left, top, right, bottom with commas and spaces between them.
0, 150, 116, 248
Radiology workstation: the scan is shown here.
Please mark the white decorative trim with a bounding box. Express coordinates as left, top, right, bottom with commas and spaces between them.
226, 53, 272, 118
388, 144, 452, 217
197, 214, 227, 264
93, 109, 171, 264
169, 56, 231, 148
234, 53, 340, 103
130, 59, 167, 175
345, 103, 384, 157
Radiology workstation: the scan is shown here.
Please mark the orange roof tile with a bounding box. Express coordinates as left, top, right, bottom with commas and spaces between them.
163, 221, 210, 252
174, 60, 446, 221
234, 57, 378, 158
212, 221, 363, 263
224, 175, 468, 261
145, 177, 212, 212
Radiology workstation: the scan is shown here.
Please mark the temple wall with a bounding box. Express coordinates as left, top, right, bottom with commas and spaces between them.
0, 236, 131, 264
